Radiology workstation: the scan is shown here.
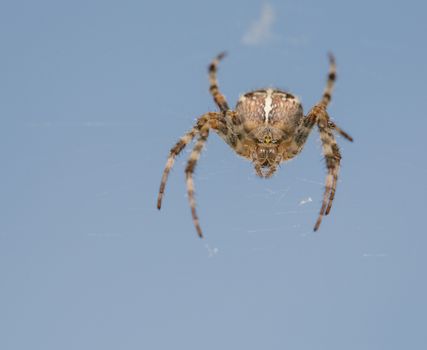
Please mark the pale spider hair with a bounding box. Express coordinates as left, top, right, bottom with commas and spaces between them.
157, 52, 353, 238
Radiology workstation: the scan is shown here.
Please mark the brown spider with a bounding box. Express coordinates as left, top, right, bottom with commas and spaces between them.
157, 52, 353, 238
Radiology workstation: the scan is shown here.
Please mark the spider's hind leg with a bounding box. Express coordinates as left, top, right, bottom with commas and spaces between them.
208, 52, 230, 112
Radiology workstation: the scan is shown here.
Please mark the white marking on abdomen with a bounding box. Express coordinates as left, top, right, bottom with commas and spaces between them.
263, 88, 273, 124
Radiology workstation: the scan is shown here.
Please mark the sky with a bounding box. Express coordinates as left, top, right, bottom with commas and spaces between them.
1, 0, 427, 349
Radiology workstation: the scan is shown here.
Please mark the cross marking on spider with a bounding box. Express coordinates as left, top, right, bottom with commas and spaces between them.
157, 52, 353, 238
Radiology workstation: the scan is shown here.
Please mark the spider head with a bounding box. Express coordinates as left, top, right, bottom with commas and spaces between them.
250, 127, 282, 177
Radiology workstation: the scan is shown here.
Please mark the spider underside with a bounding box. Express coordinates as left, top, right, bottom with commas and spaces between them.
157, 52, 353, 238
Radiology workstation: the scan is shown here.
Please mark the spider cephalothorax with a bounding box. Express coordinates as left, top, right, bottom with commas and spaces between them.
157, 52, 353, 238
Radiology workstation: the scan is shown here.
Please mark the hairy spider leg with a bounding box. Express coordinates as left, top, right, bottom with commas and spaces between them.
157, 128, 198, 209
185, 126, 210, 238
314, 113, 342, 230
157, 112, 222, 211
286, 54, 353, 231
208, 52, 229, 112
321, 53, 337, 107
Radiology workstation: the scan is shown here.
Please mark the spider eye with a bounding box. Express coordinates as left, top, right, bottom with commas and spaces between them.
264, 135, 272, 144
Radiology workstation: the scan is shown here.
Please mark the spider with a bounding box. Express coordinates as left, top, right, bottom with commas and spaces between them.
157, 52, 353, 238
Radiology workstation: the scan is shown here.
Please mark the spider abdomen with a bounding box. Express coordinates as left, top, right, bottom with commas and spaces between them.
235, 88, 303, 136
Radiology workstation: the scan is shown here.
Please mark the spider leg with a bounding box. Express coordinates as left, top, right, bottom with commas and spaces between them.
287, 54, 353, 230
157, 112, 221, 210
313, 115, 341, 231
298, 106, 352, 231
317, 53, 353, 141
157, 128, 198, 209
320, 53, 337, 108
208, 52, 230, 112
328, 121, 353, 142
185, 127, 210, 238
288, 109, 342, 231
319, 53, 353, 141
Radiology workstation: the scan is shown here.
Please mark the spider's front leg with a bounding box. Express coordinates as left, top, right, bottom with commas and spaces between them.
291, 54, 353, 231
157, 112, 225, 238
208, 52, 229, 112
185, 112, 233, 238
157, 128, 198, 210
185, 126, 210, 238
311, 107, 342, 231
305, 105, 353, 231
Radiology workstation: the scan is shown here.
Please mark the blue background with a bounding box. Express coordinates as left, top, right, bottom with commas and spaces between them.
1, 1, 426, 349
